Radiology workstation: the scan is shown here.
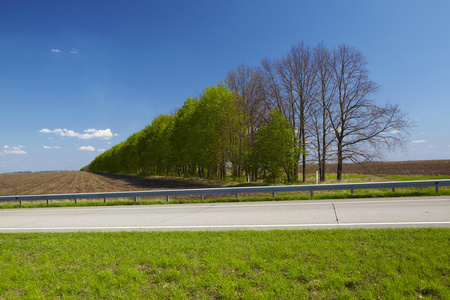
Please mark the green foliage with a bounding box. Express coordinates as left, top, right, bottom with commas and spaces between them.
88, 83, 254, 181
191, 84, 246, 179
88, 114, 174, 175
170, 97, 199, 173
252, 109, 299, 183
150, 114, 175, 175
0, 229, 448, 298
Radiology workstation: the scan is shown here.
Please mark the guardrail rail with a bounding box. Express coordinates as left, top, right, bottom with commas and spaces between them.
1, 179, 449, 205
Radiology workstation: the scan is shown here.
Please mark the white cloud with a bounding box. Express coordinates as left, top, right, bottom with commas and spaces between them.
39, 128, 78, 137
70, 48, 79, 54
79, 128, 118, 140
40, 128, 117, 140
43, 146, 60, 150
3, 145, 27, 155
412, 140, 427, 143
97, 149, 106, 152
78, 146, 95, 151
51, 49, 61, 53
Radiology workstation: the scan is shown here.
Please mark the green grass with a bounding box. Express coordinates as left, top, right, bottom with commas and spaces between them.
0, 229, 448, 299
382, 174, 450, 181
1, 187, 449, 209
1, 173, 449, 209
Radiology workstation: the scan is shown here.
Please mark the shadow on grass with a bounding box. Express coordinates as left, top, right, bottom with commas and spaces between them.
89, 171, 224, 190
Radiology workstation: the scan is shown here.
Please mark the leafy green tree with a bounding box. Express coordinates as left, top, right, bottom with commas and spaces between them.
170, 97, 200, 176
192, 84, 246, 180
149, 114, 174, 175
227, 65, 267, 181
253, 109, 299, 183
220, 91, 247, 179
134, 125, 154, 175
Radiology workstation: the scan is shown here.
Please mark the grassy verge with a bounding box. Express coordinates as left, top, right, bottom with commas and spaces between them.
1, 188, 449, 209
0, 229, 448, 299
1, 173, 449, 209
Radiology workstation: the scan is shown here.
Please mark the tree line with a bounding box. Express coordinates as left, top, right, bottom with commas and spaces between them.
89, 42, 410, 182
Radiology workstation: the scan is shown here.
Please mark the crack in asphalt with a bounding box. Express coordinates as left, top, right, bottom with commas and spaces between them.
332, 203, 339, 227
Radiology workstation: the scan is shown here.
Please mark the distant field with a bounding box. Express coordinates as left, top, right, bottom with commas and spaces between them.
305, 160, 450, 176
0, 171, 222, 197
0, 160, 449, 198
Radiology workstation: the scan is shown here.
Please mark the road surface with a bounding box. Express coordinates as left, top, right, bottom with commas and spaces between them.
0, 196, 449, 232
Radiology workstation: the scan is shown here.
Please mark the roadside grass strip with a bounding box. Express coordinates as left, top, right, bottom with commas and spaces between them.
0, 228, 448, 299
1, 187, 449, 209
1, 173, 449, 209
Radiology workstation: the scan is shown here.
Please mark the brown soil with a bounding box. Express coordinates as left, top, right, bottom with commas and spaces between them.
304, 160, 450, 176
0, 171, 223, 197
1, 160, 448, 197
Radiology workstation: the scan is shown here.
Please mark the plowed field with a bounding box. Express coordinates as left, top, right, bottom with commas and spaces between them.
304, 160, 450, 176
1, 160, 449, 197
0, 172, 222, 197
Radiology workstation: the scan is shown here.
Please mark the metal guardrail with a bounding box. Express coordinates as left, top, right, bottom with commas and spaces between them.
0, 179, 449, 205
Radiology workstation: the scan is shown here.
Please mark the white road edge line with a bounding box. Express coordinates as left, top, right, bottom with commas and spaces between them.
3, 197, 449, 213
0, 221, 449, 231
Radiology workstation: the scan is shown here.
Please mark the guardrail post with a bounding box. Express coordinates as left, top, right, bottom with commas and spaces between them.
201, 194, 204, 201
351, 189, 354, 194
46, 199, 49, 205
1, 179, 448, 206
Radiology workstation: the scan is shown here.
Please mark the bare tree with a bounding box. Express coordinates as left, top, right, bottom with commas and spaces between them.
226, 65, 267, 181
309, 43, 336, 182
229, 42, 411, 183
259, 43, 317, 182
328, 45, 410, 180
227, 65, 267, 128
260, 57, 300, 182
260, 58, 285, 114
289, 43, 316, 182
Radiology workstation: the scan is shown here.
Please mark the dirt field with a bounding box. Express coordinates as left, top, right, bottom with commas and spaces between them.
1, 160, 449, 197
305, 160, 450, 176
0, 172, 223, 197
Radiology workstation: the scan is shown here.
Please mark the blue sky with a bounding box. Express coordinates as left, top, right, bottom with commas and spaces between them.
1, 0, 449, 173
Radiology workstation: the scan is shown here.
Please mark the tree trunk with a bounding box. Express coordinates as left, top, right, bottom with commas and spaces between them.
321, 104, 327, 182
302, 151, 306, 183
337, 140, 343, 181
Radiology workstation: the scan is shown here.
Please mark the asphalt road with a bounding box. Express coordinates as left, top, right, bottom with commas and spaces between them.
0, 196, 449, 232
